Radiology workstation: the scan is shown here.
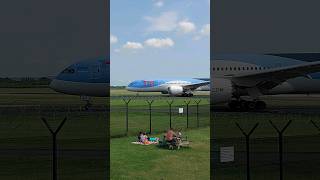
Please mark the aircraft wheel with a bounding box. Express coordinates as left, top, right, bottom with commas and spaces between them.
255, 101, 266, 110
247, 101, 257, 110
239, 100, 249, 111
228, 100, 240, 111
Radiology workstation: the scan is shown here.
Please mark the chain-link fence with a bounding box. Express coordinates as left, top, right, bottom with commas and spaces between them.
212, 112, 320, 180
110, 97, 210, 137
0, 105, 108, 179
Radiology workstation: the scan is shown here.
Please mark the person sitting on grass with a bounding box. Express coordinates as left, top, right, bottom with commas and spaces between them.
141, 132, 151, 145
138, 132, 143, 142
165, 128, 176, 145
137, 131, 159, 145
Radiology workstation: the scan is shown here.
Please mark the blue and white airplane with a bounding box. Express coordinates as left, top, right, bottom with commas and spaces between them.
50, 57, 109, 97
211, 53, 320, 110
126, 78, 210, 97
49, 53, 320, 111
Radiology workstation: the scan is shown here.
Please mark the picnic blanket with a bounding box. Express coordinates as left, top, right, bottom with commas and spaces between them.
131, 141, 159, 145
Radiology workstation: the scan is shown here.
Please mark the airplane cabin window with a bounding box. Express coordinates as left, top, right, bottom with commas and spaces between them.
212, 67, 215, 71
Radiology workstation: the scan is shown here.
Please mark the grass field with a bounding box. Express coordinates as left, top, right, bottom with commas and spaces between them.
0, 88, 108, 179
111, 127, 210, 180
1, 87, 320, 179
212, 95, 320, 179
110, 89, 210, 179
0, 88, 210, 179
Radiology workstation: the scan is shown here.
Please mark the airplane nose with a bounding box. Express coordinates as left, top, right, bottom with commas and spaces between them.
49, 79, 58, 91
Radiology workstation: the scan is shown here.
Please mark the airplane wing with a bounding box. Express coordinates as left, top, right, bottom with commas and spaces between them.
183, 81, 210, 91
194, 78, 210, 81
232, 61, 320, 90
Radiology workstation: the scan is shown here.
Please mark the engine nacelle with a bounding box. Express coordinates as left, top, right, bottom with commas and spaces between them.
168, 86, 184, 96
211, 78, 233, 104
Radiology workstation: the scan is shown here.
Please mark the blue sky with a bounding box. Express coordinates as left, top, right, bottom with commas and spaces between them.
110, 0, 210, 86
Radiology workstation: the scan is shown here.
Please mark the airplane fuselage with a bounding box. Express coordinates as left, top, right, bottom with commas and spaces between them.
126, 79, 210, 96
212, 55, 320, 97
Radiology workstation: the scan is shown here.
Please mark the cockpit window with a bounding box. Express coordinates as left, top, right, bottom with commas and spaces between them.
62, 68, 75, 74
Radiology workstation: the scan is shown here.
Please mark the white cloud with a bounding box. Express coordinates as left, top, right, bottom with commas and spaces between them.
154, 1, 164, 7
110, 34, 118, 44
123, 42, 143, 49
177, 20, 196, 33
145, 11, 178, 32
144, 38, 174, 48
114, 49, 120, 53
200, 24, 210, 36
193, 24, 210, 40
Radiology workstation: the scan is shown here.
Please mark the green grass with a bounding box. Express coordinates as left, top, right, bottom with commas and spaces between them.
1, 88, 320, 179
111, 127, 210, 180
0, 88, 209, 179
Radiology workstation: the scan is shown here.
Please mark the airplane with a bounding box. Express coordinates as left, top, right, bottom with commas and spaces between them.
126, 78, 210, 97
211, 53, 320, 111
49, 53, 320, 111
49, 57, 109, 109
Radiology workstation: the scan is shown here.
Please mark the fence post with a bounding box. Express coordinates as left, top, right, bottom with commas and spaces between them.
41, 117, 67, 180
269, 118, 292, 180
184, 100, 191, 128
235, 122, 259, 180
195, 100, 201, 128
123, 98, 131, 135
167, 100, 174, 129
146, 99, 154, 134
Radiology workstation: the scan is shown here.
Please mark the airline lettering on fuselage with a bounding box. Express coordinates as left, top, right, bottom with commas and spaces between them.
143, 80, 155, 87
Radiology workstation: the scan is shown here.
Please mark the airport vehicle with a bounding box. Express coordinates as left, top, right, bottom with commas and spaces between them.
212, 54, 320, 110
126, 78, 210, 97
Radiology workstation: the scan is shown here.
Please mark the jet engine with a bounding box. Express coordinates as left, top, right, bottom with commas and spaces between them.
168, 86, 184, 96
211, 78, 234, 104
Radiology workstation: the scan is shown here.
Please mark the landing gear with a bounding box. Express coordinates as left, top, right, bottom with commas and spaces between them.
181, 93, 193, 97
228, 100, 266, 111
84, 100, 92, 110
255, 100, 266, 110
81, 96, 92, 111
